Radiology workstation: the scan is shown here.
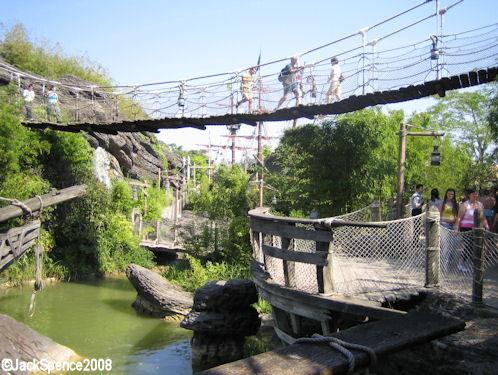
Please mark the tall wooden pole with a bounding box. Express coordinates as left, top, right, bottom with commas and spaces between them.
472, 207, 485, 305
396, 122, 444, 219
208, 138, 212, 182
258, 121, 264, 207
231, 130, 236, 167
396, 121, 407, 219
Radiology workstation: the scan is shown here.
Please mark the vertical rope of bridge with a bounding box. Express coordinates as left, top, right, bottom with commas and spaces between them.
34, 195, 44, 291
26, 194, 45, 317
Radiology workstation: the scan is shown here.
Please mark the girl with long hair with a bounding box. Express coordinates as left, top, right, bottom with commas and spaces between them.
438, 188, 458, 230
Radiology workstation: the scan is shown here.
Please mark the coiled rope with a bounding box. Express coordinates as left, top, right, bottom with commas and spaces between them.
294, 334, 377, 374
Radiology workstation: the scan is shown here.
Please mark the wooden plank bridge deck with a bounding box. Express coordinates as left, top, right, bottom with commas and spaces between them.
198, 311, 465, 375
22, 67, 497, 134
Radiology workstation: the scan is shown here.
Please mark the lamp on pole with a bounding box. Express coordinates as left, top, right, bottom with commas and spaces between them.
396, 122, 444, 219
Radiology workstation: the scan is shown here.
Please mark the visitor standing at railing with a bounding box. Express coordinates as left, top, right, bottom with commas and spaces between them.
455, 188, 489, 232
429, 188, 441, 210
236, 67, 257, 113
326, 56, 343, 103
479, 188, 496, 230
22, 84, 35, 121
277, 57, 303, 109
46, 85, 61, 123
438, 188, 458, 230
454, 188, 489, 271
411, 184, 425, 216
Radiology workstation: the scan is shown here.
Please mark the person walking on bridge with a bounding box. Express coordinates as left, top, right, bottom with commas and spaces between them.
236, 67, 257, 113
46, 85, 61, 123
326, 56, 342, 103
22, 84, 35, 120
277, 56, 303, 109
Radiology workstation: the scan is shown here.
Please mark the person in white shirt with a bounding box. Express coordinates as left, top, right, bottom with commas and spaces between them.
46, 85, 61, 123
327, 56, 342, 103
22, 84, 35, 120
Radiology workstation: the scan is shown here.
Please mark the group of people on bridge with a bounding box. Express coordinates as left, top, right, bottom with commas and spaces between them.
236, 56, 344, 114
21, 84, 61, 123
411, 184, 497, 233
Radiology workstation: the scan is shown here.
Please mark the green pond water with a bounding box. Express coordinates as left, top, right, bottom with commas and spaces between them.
0, 278, 193, 374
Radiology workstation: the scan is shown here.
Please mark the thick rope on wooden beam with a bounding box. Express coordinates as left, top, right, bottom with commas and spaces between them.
0, 197, 32, 216
293, 334, 377, 375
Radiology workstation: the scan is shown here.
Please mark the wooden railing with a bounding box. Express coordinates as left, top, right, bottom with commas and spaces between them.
249, 206, 385, 295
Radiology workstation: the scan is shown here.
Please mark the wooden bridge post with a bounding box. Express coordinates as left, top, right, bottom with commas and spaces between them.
425, 204, 440, 287
316, 239, 334, 294
156, 219, 161, 245
282, 235, 295, 288
370, 200, 381, 222
472, 207, 485, 306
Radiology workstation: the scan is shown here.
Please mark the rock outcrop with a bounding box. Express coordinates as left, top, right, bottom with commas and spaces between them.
0, 313, 79, 374
0, 57, 183, 186
181, 279, 261, 368
126, 263, 193, 318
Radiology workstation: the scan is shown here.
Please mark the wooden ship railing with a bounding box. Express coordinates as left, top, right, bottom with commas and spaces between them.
248, 206, 408, 343
0, 185, 87, 274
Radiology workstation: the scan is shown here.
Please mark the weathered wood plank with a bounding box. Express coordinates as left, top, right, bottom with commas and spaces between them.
251, 261, 404, 320
0, 185, 88, 223
0, 220, 40, 272
252, 218, 333, 242
281, 237, 295, 288
197, 311, 465, 375
469, 70, 479, 86
263, 244, 329, 266
460, 73, 470, 87
258, 287, 332, 322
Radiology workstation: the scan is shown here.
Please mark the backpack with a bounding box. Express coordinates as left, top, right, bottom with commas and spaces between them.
278, 67, 289, 82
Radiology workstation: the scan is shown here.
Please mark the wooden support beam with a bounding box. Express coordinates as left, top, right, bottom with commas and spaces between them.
251, 261, 404, 320
262, 244, 329, 266
197, 311, 465, 375
0, 185, 88, 223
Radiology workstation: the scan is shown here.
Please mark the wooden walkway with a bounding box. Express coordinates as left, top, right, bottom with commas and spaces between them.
22, 67, 497, 134
197, 311, 465, 375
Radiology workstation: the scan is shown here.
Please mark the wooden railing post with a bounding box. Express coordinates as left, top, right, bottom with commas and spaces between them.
316, 238, 334, 294
472, 207, 485, 305
425, 204, 440, 287
156, 219, 161, 245
370, 200, 381, 222
282, 235, 295, 288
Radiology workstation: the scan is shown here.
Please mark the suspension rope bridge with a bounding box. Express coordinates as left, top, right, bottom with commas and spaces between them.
0, 1, 495, 134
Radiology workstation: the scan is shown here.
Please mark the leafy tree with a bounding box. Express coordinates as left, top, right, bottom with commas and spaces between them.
488, 83, 498, 158
0, 24, 111, 86
268, 109, 400, 217
428, 86, 496, 186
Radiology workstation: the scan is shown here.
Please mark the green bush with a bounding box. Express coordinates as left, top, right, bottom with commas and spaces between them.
163, 255, 249, 293
97, 213, 154, 273
111, 180, 134, 216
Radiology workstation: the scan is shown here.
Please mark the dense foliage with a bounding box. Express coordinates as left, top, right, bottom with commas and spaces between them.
0, 24, 111, 86
0, 24, 166, 282
266, 93, 495, 218
0, 86, 156, 282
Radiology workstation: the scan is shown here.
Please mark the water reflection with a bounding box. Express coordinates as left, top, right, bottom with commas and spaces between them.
0, 278, 193, 374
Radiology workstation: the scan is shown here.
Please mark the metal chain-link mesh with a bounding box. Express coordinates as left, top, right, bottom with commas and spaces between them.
254, 205, 498, 305
331, 214, 426, 295
440, 227, 498, 304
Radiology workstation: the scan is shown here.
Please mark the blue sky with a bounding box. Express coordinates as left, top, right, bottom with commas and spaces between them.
2, 0, 496, 162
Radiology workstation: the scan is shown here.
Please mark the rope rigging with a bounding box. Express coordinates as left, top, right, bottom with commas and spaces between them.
1, 1, 496, 124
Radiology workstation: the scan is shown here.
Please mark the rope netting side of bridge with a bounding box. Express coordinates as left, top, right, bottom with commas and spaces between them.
2, 1, 497, 124
256, 204, 498, 305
